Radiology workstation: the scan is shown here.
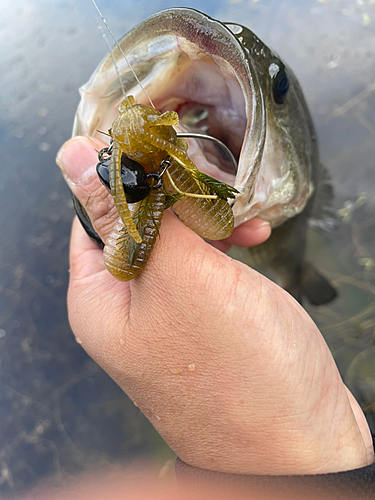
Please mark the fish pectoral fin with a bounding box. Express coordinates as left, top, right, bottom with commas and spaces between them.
308, 163, 337, 232
300, 261, 337, 306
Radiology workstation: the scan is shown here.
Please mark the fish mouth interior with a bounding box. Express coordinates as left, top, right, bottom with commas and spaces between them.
76, 26, 260, 204
75, 13, 265, 224
75, 10, 312, 227
126, 38, 249, 185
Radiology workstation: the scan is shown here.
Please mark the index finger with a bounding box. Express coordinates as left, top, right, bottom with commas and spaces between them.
210, 218, 271, 252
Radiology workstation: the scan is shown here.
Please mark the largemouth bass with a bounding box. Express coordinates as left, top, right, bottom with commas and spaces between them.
73, 7, 336, 303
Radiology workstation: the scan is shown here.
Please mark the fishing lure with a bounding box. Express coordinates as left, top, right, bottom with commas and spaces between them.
76, 2, 239, 281
162, 159, 235, 241
103, 185, 166, 281
107, 95, 237, 240
98, 112, 237, 280
96, 147, 163, 203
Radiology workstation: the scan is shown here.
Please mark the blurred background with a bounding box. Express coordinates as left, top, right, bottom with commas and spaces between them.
0, 0, 374, 496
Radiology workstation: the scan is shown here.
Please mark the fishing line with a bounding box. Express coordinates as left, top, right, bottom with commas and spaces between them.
90, 0, 155, 109
91, 2, 238, 182
98, 26, 126, 98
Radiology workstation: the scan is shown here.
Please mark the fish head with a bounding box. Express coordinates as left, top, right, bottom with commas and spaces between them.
226, 22, 316, 226
73, 8, 315, 228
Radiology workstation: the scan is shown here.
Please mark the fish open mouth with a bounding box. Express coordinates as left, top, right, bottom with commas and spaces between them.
73, 8, 265, 226
152, 54, 247, 186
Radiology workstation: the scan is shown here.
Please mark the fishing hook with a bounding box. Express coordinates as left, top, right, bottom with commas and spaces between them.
177, 133, 238, 175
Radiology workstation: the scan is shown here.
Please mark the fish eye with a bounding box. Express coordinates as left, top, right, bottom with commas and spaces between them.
272, 68, 290, 105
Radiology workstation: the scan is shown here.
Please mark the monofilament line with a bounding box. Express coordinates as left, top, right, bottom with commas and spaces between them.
90, 0, 155, 109
98, 26, 126, 98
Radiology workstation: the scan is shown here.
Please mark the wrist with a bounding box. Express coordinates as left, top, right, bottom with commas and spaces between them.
169, 378, 372, 476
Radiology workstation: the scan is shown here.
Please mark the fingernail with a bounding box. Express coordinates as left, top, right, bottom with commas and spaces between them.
55, 141, 68, 169
251, 221, 270, 230
56, 136, 101, 184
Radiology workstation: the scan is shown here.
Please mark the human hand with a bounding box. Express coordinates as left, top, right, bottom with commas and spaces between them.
56, 136, 373, 476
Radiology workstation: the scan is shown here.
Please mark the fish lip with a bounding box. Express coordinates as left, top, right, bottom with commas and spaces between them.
73, 8, 266, 226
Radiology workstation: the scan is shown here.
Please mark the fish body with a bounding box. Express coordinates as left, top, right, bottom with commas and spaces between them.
73, 8, 336, 302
